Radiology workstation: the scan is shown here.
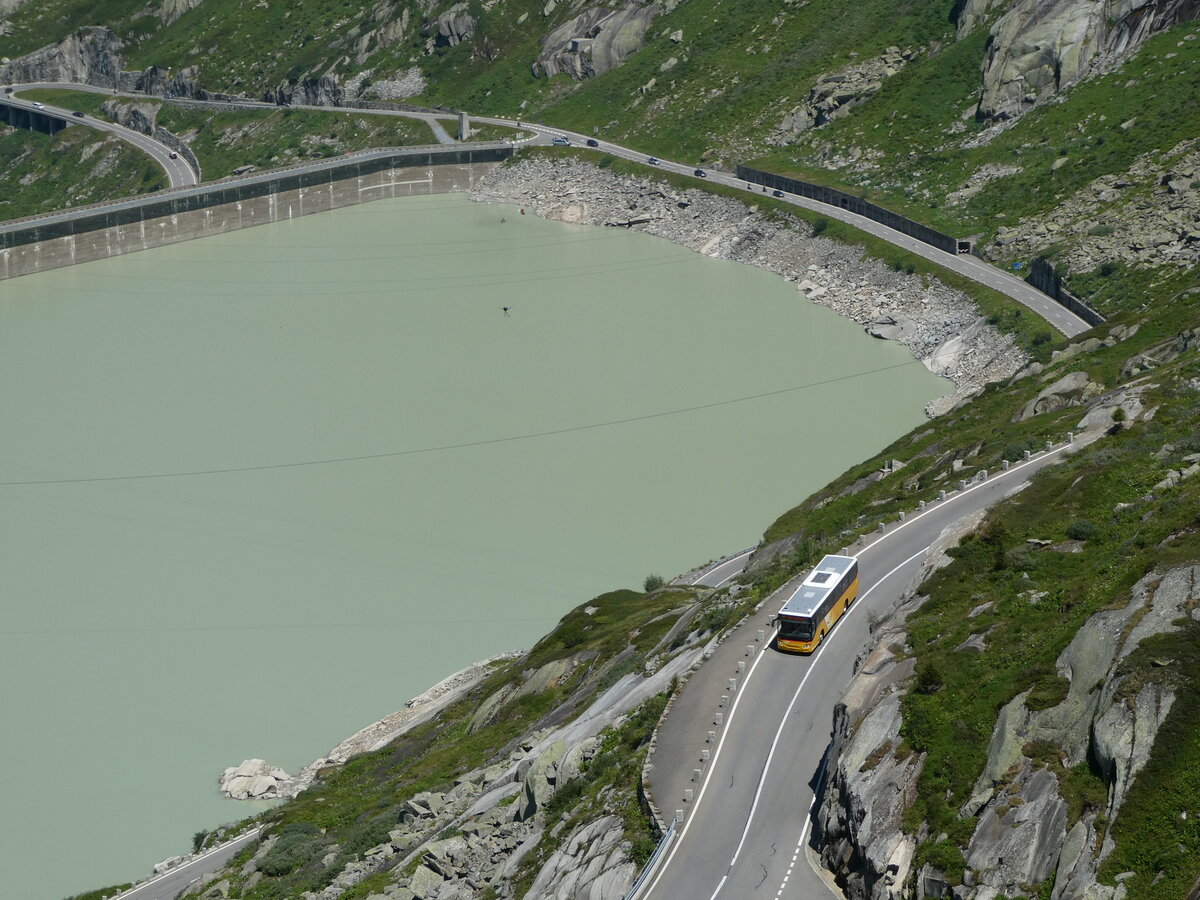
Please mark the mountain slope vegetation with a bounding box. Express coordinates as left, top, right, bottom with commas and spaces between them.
6, 1, 1199, 898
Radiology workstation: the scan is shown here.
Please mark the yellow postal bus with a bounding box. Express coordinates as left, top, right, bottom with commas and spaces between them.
775, 554, 859, 653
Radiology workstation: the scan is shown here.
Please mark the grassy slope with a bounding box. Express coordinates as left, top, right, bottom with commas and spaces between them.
0, 0, 146, 57
754, 294, 1200, 893
154, 106, 434, 178
14, 88, 439, 178
498, 0, 958, 160
898, 355, 1200, 889
0, 124, 164, 220
6, 3, 1200, 895
755, 22, 1200, 248
170, 584, 758, 900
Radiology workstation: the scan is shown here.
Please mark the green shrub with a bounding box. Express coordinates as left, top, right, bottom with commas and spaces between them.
258, 822, 328, 877
643, 574, 666, 592
1066, 519, 1099, 541
916, 661, 944, 694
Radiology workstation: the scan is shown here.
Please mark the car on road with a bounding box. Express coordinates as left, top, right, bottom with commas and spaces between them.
694, 168, 707, 177
772, 189, 785, 198
169, 151, 178, 159
72, 110, 85, 117
4, 86, 13, 93
552, 137, 571, 146
647, 156, 660, 165
32, 101, 44, 109
586, 139, 599, 147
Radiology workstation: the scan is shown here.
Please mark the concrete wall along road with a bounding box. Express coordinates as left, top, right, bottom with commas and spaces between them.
1026, 257, 1106, 326
737, 164, 966, 255
0, 144, 512, 280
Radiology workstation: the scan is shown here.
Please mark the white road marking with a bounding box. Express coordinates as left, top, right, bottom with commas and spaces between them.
659, 442, 1072, 898
719, 547, 926, 897
642, 620, 778, 899
859, 441, 1071, 553
689, 549, 755, 587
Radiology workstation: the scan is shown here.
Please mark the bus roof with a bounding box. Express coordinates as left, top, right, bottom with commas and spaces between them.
778, 554, 858, 620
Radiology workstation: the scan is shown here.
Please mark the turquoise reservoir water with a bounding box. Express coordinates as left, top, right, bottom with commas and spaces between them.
0, 194, 948, 899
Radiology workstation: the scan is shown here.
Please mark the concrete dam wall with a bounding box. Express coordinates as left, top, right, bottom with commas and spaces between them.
0, 144, 512, 281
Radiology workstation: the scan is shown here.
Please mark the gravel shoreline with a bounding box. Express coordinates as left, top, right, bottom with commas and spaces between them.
471, 156, 1028, 416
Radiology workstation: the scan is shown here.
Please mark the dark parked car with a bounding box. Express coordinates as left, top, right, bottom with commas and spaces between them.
586, 138, 599, 147
4, 86, 13, 93
72, 110, 85, 117
694, 168, 707, 177
772, 189, 785, 198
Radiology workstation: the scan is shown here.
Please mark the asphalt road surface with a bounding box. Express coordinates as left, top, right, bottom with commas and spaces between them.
113, 828, 261, 900
5, 83, 198, 187
469, 115, 1092, 339
642, 440, 1082, 900
1, 87, 1095, 897
4, 83, 1093, 338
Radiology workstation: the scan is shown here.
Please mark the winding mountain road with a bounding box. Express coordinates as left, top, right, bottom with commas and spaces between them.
640, 440, 1086, 899
5, 82, 1092, 337
468, 115, 1093, 339
0, 83, 1099, 898
4, 84, 198, 187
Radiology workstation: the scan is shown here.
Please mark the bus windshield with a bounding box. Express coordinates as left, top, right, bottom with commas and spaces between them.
778, 616, 814, 642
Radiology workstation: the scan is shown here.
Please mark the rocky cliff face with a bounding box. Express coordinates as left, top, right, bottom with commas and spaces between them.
264, 73, 345, 107
533, 1, 675, 80
157, 0, 206, 26
954, 565, 1198, 900
189, 645, 703, 900
817, 512, 986, 900
0, 25, 124, 86
772, 47, 916, 144
976, 0, 1200, 122
428, 2, 476, 48
817, 531, 1200, 900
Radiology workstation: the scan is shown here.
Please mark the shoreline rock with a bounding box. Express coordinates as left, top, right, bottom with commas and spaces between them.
218, 652, 521, 801
470, 157, 1027, 416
